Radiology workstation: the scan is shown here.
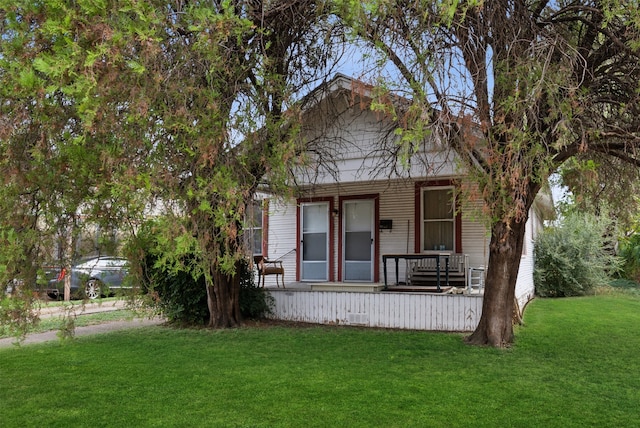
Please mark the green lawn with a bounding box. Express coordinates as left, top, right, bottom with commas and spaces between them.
1, 295, 639, 427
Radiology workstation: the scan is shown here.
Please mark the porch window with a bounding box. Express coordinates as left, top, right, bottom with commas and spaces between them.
246, 200, 264, 256
422, 187, 455, 251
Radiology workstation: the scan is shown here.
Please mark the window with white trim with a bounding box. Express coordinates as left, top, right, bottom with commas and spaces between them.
422, 187, 455, 251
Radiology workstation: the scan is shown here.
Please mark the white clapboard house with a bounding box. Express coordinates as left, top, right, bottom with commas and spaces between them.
248, 74, 552, 331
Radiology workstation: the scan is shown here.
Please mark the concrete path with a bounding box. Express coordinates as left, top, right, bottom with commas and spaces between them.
37, 299, 130, 318
0, 300, 164, 349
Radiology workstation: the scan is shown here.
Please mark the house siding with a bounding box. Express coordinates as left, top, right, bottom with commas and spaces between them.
514, 207, 539, 310
260, 198, 297, 288
289, 88, 487, 284
261, 181, 540, 316
460, 198, 490, 269
268, 289, 483, 331
260, 179, 492, 287
299, 181, 415, 282
298, 93, 457, 185
256, 75, 548, 326
376, 181, 417, 282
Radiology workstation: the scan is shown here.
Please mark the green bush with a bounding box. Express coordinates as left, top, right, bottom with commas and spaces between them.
618, 233, 640, 282
238, 260, 274, 320
152, 260, 209, 325
127, 220, 272, 325
534, 212, 621, 297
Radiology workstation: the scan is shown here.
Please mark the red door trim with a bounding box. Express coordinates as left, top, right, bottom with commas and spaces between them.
337, 194, 380, 282
296, 197, 335, 282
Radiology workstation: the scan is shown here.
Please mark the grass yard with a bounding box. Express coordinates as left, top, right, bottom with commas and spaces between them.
1, 294, 639, 427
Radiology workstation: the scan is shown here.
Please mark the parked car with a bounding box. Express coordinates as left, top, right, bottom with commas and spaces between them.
47, 257, 130, 300
4, 269, 59, 299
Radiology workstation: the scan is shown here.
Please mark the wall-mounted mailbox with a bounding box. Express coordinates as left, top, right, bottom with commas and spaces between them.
379, 219, 393, 230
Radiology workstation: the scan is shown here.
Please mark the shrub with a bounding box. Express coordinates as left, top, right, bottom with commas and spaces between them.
238, 260, 274, 320
126, 220, 272, 325
618, 233, 640, 282
152, 261, 209, 326
534, 212, 621, 297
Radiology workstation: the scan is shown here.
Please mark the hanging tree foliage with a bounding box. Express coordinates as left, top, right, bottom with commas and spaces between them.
0, 0, 340, 328
337, 1, 640, 346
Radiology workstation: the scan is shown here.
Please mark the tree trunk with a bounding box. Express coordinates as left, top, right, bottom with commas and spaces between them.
206, 262, 242, 328
465, 217, 527, 347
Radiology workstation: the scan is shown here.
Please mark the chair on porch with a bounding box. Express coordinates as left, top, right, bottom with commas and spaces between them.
467, 266, 485, 294
253, 255, 285, 288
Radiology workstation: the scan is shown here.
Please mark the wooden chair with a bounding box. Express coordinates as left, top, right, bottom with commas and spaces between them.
253, 255, 285, 288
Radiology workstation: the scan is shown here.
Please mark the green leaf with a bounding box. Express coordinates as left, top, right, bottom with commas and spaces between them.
18, 69, 39, 90
32, 58, 52, 75
198, 200, 212, 213
126, 60, 146, 74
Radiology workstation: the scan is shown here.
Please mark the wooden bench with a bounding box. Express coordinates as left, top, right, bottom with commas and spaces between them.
407, 253, 468, 289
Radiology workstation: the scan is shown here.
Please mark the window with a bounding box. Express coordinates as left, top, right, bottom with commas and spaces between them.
422, 187, 455, 251
246, 200, 264, 256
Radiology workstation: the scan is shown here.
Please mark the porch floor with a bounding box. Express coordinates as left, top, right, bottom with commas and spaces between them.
264, 282, 482, 295
264, 282, 384, 292
386, 285, 454, 293
309, 282, 385, 292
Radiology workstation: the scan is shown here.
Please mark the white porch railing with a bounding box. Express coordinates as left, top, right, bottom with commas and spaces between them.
267, 289, 483, 332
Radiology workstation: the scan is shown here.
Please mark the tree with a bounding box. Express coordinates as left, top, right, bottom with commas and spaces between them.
338, 1, 640, 346
0, 1, 340, 328
0, 1, 139, 306
558, 156, 640, 229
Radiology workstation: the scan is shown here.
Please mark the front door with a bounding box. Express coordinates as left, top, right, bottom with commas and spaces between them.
300, 202, 329, 281
342, 199, 374, 281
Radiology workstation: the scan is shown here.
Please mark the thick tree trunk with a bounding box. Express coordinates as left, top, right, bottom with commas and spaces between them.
205, 262, 242, 328
465, 218, 527, 347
